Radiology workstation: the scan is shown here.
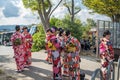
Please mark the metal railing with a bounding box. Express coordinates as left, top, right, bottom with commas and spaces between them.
91, 61, 114, 80
117, 58, 120, 80
91, 68, 103, 80
106, 60, 114, 80
91, 58, 120, 80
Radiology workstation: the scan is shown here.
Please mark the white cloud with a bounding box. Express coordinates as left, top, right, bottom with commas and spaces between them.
77, 9, 111, 22
0, 8, 4, 18
0, 0, 111, 25
51, 6, 111, 22
52, 6, 67, 18
0, 17, 38, 25
0, 0, 39, 25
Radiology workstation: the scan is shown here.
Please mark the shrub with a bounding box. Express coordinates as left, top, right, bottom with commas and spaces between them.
31, 24, 45, 52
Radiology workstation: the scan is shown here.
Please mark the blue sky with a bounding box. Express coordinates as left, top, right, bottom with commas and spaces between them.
0, 0, 110, 25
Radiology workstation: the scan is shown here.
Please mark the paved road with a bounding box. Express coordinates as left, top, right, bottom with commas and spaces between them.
1, 46, 118, 80
0, 45, 13, 55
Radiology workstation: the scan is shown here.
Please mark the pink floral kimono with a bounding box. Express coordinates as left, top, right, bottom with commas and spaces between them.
48, 34, 62, 80
99, 38, 114, 80
23, 32, 33, 67
63, 36, 81, 80
11, 32, 26, 71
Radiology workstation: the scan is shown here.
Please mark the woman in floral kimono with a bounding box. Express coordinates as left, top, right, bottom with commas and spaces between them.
57, 29, 65, 77
45, 28, 54, 64
57, 28, 65, 52
48, 27, 62, 80
99, 30, 114, 80
63, 30, 81, 80
22, 27, 33, 67
11, 25, 26, 72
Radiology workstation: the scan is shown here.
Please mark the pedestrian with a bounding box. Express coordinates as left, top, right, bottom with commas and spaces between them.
57, 28, 65, 52
11, 25, 26, 72
99, 30, 114, 80
57, 28, 65, 77
45, 28, 54, 64
47, 27, 62, 80
64, 30, 81, 80
22, 26, 33, 68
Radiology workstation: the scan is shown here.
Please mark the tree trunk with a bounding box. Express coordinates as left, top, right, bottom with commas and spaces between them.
115, 14, 120, 22
37, 0, 62, 33
71, 0, 74, 23
111, 14, 120, 22
38, 10, 49, 32
41, 19, 49, 33
45, 17, 50, 30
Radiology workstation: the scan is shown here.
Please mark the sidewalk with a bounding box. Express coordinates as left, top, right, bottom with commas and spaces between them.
0, 46, 101, 80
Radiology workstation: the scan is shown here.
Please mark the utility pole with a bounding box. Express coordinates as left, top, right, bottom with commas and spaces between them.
96, 20, 99, 58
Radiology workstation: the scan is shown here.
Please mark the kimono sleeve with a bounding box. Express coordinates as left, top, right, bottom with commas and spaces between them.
29, 34, 33, 42
99, 41, 108, 59
21, 34, 25, 44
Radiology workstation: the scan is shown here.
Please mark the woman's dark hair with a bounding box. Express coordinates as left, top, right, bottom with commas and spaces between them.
15, 25, 20, 31
103, 30, 111, 37
58, 28, 63, 32
65, 30, 71, 36
59, 29, 64, 36
47, 28, 53, 33
22, 26, 28, 30
51, 26, 58, 32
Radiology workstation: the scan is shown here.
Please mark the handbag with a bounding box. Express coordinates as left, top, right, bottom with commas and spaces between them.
80, 71, 85, 80
13, 38, 22, 46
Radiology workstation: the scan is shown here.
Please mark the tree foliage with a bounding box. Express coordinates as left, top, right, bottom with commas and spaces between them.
83, 0, 120, 22
22, 0, 62, 32
50, 15, 83, 40
86, 18, 96, 28
62, 15, 83, 39
64, 0, 81, 22
50, 17, 63, 27
31, 24, 45, 52
32, 17, 94, 51
80, 19, 96, 38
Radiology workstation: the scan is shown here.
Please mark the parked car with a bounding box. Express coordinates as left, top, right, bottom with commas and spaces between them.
0, 31, 14, 46
29, 26, 37, 35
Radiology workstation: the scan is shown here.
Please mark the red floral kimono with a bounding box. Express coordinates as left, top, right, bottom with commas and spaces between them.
63, 36, 81, 80
23, 32, 33, 67
45, 34, 55, 63
47, 35, 62, 80
11, 32, 26, 71
99, 38, 114, 80
57, 35, 65, 53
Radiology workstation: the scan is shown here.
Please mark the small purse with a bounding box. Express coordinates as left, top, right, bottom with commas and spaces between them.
13, 38, 22, 46
80, 71, 85, 80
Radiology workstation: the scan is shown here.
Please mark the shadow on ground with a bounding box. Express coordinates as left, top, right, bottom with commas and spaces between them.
21, 66, 70, 80
21, 66, 52, 80
81, 69, 100, 80
32, 58, 48, 64
0, 55, 12, 63
81, 55, 100, 63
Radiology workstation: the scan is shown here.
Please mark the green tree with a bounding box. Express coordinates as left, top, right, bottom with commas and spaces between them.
86, 18, 96, 28
23, 0, 62, 32
83, 0, 120, 22
64, 0, 81, 23
81, 24, 91, 38
50, 16, 83, 39
32, 16, 87, 52
80, 19, 96, 38
50, 17, 63, 27
62, 15, 83, 39
31, 24, 45, 52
